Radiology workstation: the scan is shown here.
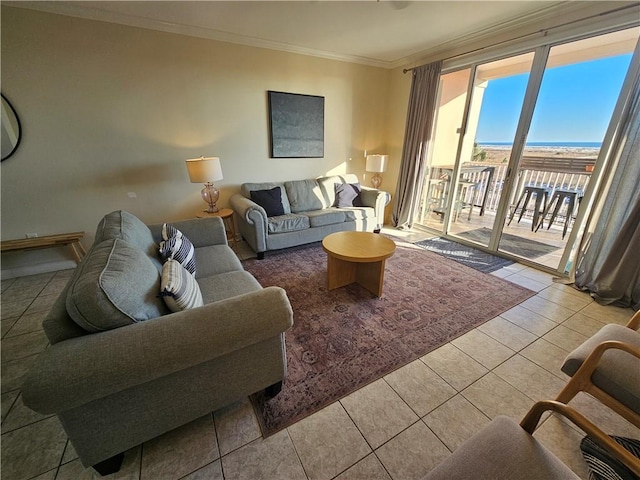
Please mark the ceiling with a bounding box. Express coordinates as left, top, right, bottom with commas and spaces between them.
6, 1, 626, 68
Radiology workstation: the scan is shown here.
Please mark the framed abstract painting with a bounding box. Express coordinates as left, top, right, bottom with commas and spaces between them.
268, 91, 324, 158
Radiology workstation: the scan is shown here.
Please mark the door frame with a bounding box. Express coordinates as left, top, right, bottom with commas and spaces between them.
419, 25, 640, 275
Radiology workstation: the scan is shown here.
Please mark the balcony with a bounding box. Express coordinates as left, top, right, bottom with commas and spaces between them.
416, 155, 596, 268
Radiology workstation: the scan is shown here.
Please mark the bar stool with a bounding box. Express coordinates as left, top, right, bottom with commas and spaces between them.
507, 185, 550, 231
536, 189, 583, 239
425, 178, 448, 219
453, 181, 477, 221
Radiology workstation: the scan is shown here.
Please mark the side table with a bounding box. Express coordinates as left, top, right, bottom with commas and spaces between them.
196, 208, 237, 251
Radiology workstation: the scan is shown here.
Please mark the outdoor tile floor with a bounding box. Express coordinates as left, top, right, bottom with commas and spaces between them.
2, 229, 639, 480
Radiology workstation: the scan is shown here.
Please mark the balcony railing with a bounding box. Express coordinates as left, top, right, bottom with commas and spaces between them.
417, 156, 596, 224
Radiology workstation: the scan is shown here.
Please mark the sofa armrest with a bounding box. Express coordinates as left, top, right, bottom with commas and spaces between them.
360, 187, 391, 229
230, 194, 268, 252
148, 217, 228, 248
22, 286, 293, 414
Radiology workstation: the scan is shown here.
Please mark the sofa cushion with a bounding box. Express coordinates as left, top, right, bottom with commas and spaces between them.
159, 224, 197, 276
306, 209, 347, 228
268, 214, 310, 234
242, 182, 291, 214
160, 259, 204, 312
284, 179, 324, 213
194, 245, 244, 278
250, 187, 286, 217
95, 210, 162, 271
198, 271, 262, 303
334, 183, 363, 207
66, 238, 169, 332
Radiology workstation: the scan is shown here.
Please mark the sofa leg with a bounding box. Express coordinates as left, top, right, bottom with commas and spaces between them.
257, 252, 265, 260
93, 452, 124, 476
265, 381, 283, 398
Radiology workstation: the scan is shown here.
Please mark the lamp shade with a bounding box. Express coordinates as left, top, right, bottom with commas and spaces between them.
185, 156, 223, 183
366, 154, 388, 173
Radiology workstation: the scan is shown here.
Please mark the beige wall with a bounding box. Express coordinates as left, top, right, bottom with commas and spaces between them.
0, 7, 391, 275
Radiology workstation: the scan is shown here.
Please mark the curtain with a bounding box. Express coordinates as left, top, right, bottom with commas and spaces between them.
391, 61, 442, 229
574, 58, 640, 309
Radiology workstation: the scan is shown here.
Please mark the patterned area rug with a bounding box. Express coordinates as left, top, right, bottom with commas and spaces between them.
415, 237, 514, 273
243, 240, 535, 437
457, 227, 560, 260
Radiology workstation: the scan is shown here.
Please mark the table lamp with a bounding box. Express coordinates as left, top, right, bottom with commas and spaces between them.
366, 154, 388, 189
185, 156, 224, 213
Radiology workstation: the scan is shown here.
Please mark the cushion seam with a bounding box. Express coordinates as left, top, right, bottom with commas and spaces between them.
98, 238, 138, 325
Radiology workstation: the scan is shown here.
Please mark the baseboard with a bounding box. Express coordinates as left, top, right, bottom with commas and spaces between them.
1, 260, 77, 280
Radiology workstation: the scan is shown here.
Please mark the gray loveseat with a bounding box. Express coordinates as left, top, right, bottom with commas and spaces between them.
230, 173, 390, 258
21, 210, 293, 474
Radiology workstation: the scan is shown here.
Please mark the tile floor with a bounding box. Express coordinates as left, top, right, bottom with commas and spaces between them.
2, 229, 639, 480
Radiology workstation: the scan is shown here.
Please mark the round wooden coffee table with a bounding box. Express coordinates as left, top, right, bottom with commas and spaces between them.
322, 231, 396, 297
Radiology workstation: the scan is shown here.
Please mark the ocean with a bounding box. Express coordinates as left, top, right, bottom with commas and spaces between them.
478, 141, 602, 148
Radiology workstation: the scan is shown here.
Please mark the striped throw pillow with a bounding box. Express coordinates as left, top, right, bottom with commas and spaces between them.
159, 224, 196, 275
160, 259, 204, 312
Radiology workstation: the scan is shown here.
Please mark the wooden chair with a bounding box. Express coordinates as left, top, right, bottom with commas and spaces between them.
555, 310, 640, 428
423, 400, 640, 479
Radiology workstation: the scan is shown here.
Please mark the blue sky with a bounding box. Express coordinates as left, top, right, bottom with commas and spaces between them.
475, 53, 633, 144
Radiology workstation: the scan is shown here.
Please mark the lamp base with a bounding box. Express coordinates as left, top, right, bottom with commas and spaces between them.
370, 173, 383, 189
201, 182, 219, 213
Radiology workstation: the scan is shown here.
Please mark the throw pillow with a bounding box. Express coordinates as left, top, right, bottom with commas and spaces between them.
580, 435, 640, 480
159, 224, 197, 275
334, 183, 363, 208
250, 187, 285, 217
160, 259, 204, 312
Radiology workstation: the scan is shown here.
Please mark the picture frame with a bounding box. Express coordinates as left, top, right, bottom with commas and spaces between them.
268, 91, 324, 158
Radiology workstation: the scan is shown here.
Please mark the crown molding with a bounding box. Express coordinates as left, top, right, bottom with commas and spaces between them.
391, 1, 640, 70
6, 1, 636, 70
5, 1, 393, 69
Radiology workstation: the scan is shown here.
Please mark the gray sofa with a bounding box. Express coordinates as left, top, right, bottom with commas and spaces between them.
230, 173, 390, 258
21, 210, 293, 474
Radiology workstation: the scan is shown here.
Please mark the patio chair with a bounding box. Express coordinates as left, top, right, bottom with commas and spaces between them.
555, 310, 640, 429
423, 400, 640, 479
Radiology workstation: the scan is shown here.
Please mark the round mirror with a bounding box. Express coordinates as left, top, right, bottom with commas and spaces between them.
1, 94, 22, 161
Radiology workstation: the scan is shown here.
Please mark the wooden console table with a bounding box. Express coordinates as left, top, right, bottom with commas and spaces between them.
1, 232, 86, 263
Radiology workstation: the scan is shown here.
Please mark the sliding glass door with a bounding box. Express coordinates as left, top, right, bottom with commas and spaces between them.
499, 30, 638, 267
415, 26, 640, 272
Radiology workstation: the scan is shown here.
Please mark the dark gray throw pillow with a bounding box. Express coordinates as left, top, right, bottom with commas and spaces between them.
334, 183, 363, 207
251, 187, 285, 217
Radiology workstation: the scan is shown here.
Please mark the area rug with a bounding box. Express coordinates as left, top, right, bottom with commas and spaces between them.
415, 237, 514, 273
243, 240, 535, 437
457, 227, 560, 259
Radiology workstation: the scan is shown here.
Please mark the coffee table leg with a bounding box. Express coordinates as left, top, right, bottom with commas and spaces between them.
356, 259, 386, 297
327, 255, 357, 290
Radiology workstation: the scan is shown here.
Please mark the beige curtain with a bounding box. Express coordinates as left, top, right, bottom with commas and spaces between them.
392, 61, 442, 228
573, 52, 640, 309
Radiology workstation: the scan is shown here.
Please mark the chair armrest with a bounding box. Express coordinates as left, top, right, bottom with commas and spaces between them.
22, 286, 293, 414
521, 400, 640, 477
565, 340, 640, 381
148, 217, 228, 247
